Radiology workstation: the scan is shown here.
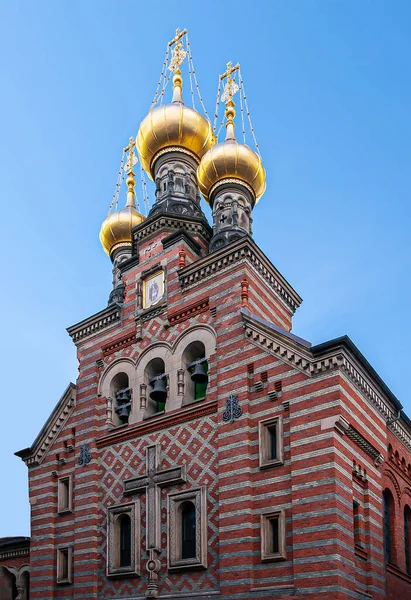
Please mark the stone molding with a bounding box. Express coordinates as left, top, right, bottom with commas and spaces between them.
132, 213, 212, 245
0, 548, 29, 561
178, 237, 302, 315
15, 384, 76, 467
96, 399, 217, 449
102, 331, 136, 357
67, 304, 121, 344
242, 312, 402, 420
168, 297, 210, 326
242, 311, 411, 450
384, 469, 402, 507
345, 426, 384, 465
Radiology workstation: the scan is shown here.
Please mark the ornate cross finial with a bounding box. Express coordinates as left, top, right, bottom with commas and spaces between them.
168, 27, 188, 72
124, 137, 137, 175
220, 61, 240, 103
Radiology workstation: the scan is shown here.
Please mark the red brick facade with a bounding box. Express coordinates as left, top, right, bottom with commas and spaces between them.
13, 220, 411, 600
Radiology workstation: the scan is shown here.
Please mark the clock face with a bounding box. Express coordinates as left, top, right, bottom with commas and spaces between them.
143, 271, 164, 309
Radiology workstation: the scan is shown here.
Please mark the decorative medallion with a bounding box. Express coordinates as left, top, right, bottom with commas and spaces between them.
222, 395, 243, 424
143, 270, 165, 309
78, 443, 92, 466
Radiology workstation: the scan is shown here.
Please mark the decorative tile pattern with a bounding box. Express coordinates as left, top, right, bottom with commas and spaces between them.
98, 415, 219, 597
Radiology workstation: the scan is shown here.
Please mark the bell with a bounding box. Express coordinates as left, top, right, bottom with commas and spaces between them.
149, 378, 167, 403
191, 362, 208, 384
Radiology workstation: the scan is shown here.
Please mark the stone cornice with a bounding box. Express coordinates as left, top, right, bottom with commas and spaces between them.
0, 547, 30, 561
67, 304, 122, 345
132, 213, 212, 245
242, 311, 410, 446
178, 237, 302, 315
168, 297, 209, 326
15, 383, 76, 467
96, 399, 217, 449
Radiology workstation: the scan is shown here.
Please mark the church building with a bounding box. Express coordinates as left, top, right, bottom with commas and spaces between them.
2, 29, 411, 600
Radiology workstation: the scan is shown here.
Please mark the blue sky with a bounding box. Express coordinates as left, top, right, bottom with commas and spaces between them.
0, 1, 410, 536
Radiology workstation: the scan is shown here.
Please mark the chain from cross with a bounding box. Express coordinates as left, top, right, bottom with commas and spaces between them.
124, 444, 187, 597
220, 61, 240, 104
168, 27, 188, 72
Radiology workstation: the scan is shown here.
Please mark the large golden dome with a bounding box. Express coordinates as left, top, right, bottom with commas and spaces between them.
197, 99, 266, 203
197, 139, 266, 203
100, 173, 145, 256
136, 71, 214, 179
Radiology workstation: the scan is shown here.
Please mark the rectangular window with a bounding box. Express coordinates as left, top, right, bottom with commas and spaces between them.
261, 510, 286, 562
57, 546, 72, 584
168, 487, 207, 571
353, 500, 361, 547
58, 476, 72, 513
259, 416, 283, 469
107, 501, 140, 577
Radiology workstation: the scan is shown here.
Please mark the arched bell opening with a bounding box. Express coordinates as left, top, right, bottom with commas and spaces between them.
182, 341, 208, 404
146, 357, 167, 416
110, 372, 131, 426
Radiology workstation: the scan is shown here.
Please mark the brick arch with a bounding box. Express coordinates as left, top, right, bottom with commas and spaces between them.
172, 324, 217, 358
98, 357, 136, 397
403, 487, 411, 502
384, 469, 402, 507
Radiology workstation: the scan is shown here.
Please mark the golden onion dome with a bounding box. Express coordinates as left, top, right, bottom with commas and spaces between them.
197, 87, 266, 203
100, 173, 145, 256
136, 70, 214, 180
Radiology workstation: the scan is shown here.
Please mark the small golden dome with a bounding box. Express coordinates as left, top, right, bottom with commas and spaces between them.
197, 139, 266, 203
100, 205, 145, 256
136, 71, 214, 179
100, 172, 145, 256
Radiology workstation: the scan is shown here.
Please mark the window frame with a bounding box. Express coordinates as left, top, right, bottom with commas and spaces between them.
260, 510, 286, 562
107, 501, 140, 578
57, 475, 73, 514
56, 545, 73, 584
258, 416, 284, 469
167, 487, 207, 571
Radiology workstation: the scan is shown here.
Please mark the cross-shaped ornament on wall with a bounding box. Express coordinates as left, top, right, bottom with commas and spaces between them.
124, 444, 187, 598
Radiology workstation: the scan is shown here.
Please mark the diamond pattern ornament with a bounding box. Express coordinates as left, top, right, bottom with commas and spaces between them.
98, 415, 219, 597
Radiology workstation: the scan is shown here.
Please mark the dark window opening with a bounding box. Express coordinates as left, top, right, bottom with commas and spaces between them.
119, 514, 132, 567
405, 506, 411, 574
353, 501, 360, 546
383, 490, 394, 564
268, 425, 277, 461
270, 517, 279, 554
181, 501, 196, 559
59, 548, 69, 580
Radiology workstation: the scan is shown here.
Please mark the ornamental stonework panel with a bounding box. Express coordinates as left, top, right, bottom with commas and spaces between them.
97, 414, 219, 598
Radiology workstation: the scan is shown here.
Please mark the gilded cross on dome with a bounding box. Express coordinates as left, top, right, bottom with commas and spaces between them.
123, 137, 137, 175
168, 27, 187, 72
220, 61, 240, 103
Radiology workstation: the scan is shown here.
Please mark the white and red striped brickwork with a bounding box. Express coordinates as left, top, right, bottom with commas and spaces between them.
14, 224, 411, 600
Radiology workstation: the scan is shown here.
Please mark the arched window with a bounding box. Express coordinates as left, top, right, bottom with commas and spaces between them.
181, 501, 196, 559
118, 514, 132, 568
405, 505, 411, 574
383, 489, 395, 564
